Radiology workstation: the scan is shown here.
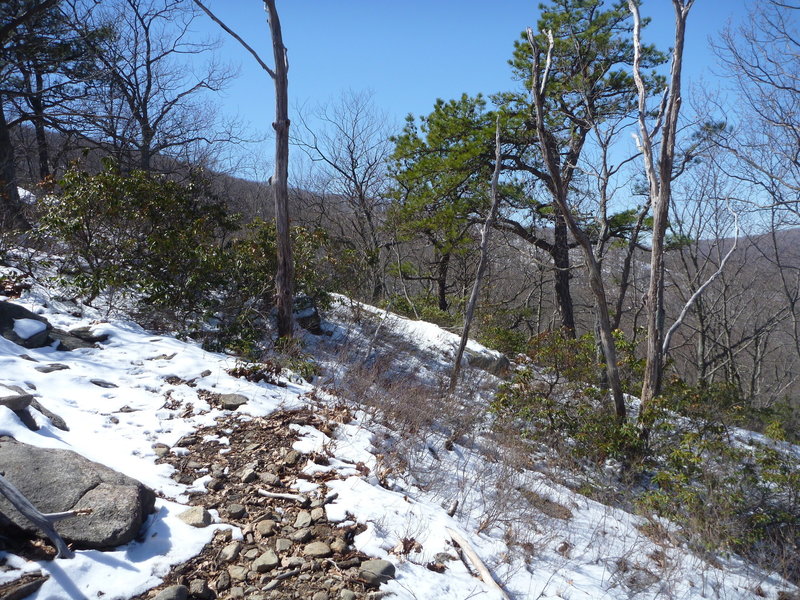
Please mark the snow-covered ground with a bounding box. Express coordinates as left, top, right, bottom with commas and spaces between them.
0, 283, 797, 599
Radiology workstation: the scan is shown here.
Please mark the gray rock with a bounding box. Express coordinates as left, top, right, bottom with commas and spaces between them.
310, 506, 325, 522
283, 449, 301, 466
256, 519, 277, 536
66, 326, 109, 344
227, 565, 249, 581
227, 503, 246, 519
0, 384, 33, 411
220, 540, 242, 562
0, 437, 155, 548
294, 510, 312, 528
153, 585, 189, 600
258, 471, 281, 486
219, 393, 248, 410
312, 592, 329, 600
238, 465, 258, 483
188, 579, 213, 600
275, 538, 292, 553
293, 295, 323, 335
49, 329, 96, 351
291, 527, 313, 542
34, 363, 70, 373
90, 379, 118, 389
152, 443, 170, 458
340, 591, 357, 600
29, 399, 68, 431
303, 541, 332, 558
228, 587, 244, 599
178, 506, 212, 528
216, 571, 231, 592
0, 302, 52, 348
252, 549, 279, 572
465, 349, 511, 376
359, 559, 396, 586
330, 538, 348, 554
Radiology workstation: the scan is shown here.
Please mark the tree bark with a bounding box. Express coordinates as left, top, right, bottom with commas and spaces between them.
0, 99, 28, 231
265, 0, 294, 338
552, 211, 576, 335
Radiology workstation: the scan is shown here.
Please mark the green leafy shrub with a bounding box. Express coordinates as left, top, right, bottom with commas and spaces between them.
40, 161, 236, 320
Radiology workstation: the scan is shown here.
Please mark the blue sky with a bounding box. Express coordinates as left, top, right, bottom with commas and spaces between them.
192, 1, 752, 176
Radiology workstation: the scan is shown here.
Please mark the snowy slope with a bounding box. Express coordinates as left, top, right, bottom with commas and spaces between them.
0, 283, 796, 600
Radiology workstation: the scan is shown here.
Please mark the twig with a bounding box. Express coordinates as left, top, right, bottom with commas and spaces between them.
446, 527, 511, 600
257, 489, 307, 503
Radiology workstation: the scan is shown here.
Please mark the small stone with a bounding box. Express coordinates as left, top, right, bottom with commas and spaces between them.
153, 585, 189, 600
34, 363, 70, 373
188, 579, 213, 600
227, 503, 246, 519
200, 369, 212, 377
330, 538, 348, 554
220, 541, 242, 562
178, 506, 212, 527
227, 565, 249, 581
256, 519, 277, 536
90, 378, 118, 388
291, 527, 313, 543
303, 542, 332, 558
258, 472, 281, 486
275, 538, 292, 553
312, 592, 329, 600
253, 549, 279, 572
434, 552, 457, 563
219, 393, 248, 410
228, 586, 245, 599
310, 507, 325, 522
294, 510, 312, 529
283, 450, 300, 466
207, 477, 224, 491
186, 460, 204, 470
152, 443, 170, 458
239, 466, 258, 483
243, 548, 259, 560
216, 570, 231, 591
359, 559, 396, 586
340, 591, 357, 600
282, 556, 305, 568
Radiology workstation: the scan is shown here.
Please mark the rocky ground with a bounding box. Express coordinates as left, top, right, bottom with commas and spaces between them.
131, 397, 398, 600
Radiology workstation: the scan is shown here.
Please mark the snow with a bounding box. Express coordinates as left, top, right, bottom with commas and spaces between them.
11, 318, 46, 340
0, 282, 797, 600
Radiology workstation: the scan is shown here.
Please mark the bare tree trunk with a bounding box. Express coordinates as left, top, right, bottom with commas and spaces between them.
0, 99, 28, 230
552, 213, 576, 335
450, 117, 503, 391
265, 0, 293, 338
629, 0, 693, 424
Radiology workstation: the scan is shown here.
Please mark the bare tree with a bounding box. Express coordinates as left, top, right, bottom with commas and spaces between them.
629, 0, 694, 420
293, 90, 392, 301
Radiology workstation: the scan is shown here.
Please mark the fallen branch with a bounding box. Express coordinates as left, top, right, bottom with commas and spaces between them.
0, 474, 87, 558
446, 527, 510, 600
257, 489, 307, 503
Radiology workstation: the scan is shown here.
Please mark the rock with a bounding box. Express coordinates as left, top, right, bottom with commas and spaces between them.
0, 571, 49, 600
275, 538, 292, 553
200, 369, 212, 378
312, 592, 329, 600
303, 541, 332, 558
0, 384, 33, 411
291, 527, 313, 542
294, 510, 312, 528
90, 379, 118, 388
34, 363, 70, 373
0, 302, 52, 348
153, 585, 189, 600
227, 565, 249, 581
330, 538, 348, 554
29, 399, 68, 431
215, 571, 231, 592
256, 519, 277, 536
66, 326, 109, 344
464, 349, 511, 376
283, 450, 300, 466
340, 591, 357, 600
219, 393, 248, 410
220, 540, 242, 562
258, 472, 281, 486
359, 559, 396, 586
188, 579, 213, 600
228, 587, 244, 599
179, 506, 212, 528
0, 437, 155, 548
293, 295, 323, 335
227, 503, 246, 519
310, 506, 325, 522
252, 549, 279, 572
49, 329, 96, 351
152, 443, 170, 458
238, 465, 258, 483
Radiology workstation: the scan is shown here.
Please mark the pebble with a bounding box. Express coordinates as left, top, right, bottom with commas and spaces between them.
294, 510, 312, 528
340, 591, 357, 600
330, 538, 348, 554
227, 565, 249, 581
219, 393, 248, 410
256, 519, 277, 536
275, 538, 292, 553
227, 503, 247, 519
152, 443, 170, 458
312, 592, 329, 600
283, 450, 301, 465
188, 579, 213, 600
228, 586, 245, 599
177, 506, 211, 527
259, 472, 281, 486
252, 550, 280, 573
291, 528, 313, 542
310, 507, 325, 522
153, 585, 188, 600
243, 548, 259, 560
216, 571, 231, 591
359, 559, 396, 586
303, 542, 332, 558
239, 465, 258, 483
220, 541, 242, 562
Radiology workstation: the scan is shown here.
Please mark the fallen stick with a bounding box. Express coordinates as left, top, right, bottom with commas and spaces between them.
0, 474, 87, 558
257, 489, 307, 503
446, 527, 510, 600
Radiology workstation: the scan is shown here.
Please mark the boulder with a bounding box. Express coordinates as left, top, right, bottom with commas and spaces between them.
0, 384, 33, 411
0, 302, 52, 348
293, 295, 323, 335
465, 349, 511, 376
0, 437, 155, 548
359, 559, 396, 586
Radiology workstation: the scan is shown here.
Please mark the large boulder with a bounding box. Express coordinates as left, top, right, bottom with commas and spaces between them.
0, 437, 156, 549
464, 349, 511, 376
0, 302, 52, 348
